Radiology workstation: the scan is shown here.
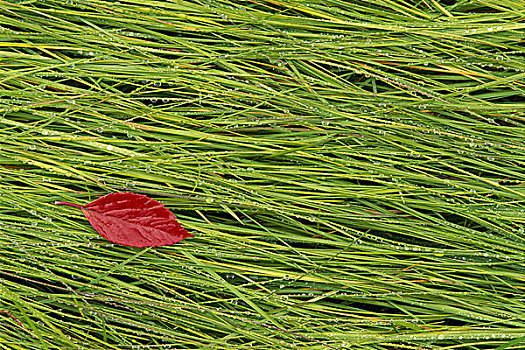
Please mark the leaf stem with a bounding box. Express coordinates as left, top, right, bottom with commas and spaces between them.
54, 201, 83, 209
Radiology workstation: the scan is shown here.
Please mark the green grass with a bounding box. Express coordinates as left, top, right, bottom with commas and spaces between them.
1, 0, 525, 349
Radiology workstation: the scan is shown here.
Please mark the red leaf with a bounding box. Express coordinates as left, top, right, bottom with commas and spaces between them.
55, 192, 193, 247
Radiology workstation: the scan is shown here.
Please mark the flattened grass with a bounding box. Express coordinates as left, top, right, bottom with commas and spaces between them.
1, 0, 525, 349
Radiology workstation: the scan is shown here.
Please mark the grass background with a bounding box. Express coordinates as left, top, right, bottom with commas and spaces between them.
1, 0, 525, 349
